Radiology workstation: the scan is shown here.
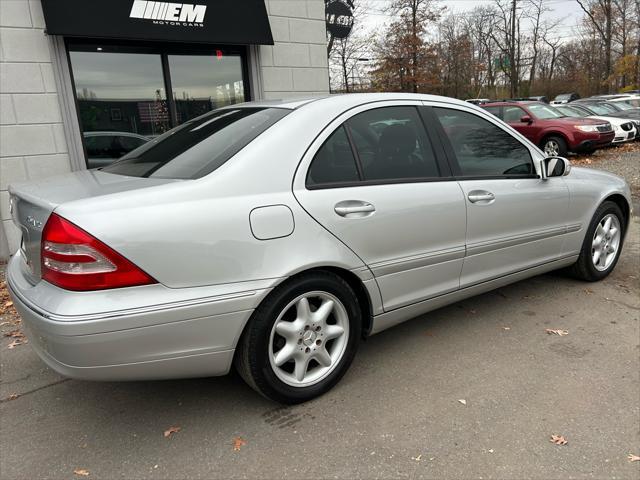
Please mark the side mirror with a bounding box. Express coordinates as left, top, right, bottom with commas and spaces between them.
521, 115, 532, 123
542, 156, 571, 178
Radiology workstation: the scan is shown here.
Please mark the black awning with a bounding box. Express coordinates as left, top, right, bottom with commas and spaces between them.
41, 0, 274, 45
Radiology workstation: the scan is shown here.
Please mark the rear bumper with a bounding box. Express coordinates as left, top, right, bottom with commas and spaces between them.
6, 252, 273, 381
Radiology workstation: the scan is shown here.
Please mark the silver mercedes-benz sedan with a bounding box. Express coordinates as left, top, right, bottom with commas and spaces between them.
7, 94, 631, 404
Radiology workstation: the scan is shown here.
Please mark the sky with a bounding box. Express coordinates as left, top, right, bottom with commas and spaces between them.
358, 0, 585, 43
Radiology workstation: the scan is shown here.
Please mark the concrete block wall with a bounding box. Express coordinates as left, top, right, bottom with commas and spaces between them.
262, 0, 330, 99
0, 0, 72, 258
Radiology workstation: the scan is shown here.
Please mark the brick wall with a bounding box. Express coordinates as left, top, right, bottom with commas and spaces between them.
261, 0, 330, 99
0, 0, 72, 258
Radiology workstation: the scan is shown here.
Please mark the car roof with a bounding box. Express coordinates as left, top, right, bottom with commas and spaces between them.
231, 93, 476, 111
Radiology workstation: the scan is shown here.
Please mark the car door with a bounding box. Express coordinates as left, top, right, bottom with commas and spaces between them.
293, 102, 467, 312
427, 104, 570, 287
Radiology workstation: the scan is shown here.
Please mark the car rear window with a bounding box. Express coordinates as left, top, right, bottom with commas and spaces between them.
101, 107, 290, 179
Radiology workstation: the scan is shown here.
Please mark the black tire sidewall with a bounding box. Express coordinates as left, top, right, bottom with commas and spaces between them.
543, 136, 568, 157
244, 272, 361, 404
579, 202, 625, 281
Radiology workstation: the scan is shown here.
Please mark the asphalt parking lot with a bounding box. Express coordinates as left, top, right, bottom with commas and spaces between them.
1, 148, 639, 479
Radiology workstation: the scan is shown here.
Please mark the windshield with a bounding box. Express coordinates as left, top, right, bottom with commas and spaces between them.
101, 107, 290, 179
586, 103, 618, 115
613, 101, 633, 110
528, 104, 565, 119
556, 106, 587, 117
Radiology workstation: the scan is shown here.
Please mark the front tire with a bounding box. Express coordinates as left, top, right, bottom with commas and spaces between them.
569, 201, 625, 281
235, 271, 361, 404
541, 136, 568, 157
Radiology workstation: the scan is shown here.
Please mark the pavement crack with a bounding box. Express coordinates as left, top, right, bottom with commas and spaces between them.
1, 378, 71, 403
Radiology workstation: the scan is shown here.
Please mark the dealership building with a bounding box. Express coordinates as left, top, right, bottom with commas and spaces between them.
0, 0, 331, 258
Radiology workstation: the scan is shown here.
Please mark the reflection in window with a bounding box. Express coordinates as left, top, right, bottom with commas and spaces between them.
70, 51, 171, 139
169, 54, 245, 123
434, 108, 534, 177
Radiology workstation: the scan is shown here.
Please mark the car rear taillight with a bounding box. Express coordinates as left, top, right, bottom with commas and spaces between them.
41, 213, 156, 291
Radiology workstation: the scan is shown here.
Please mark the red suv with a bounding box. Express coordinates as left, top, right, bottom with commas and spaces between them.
483, 101, 614, 156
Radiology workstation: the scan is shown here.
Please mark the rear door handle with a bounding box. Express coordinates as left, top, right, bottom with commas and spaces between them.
334, 200, 376, 218
468, 190, 496, 204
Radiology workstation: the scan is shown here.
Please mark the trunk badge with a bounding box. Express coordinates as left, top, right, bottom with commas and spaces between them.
25, 216, 43, 229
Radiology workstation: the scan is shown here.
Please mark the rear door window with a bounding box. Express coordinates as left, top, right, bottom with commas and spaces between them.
347, 106, 440, 181
307, 127, 360, 187
101, 108, 290, 179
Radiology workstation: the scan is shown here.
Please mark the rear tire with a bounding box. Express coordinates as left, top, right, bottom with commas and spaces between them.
569, 201, 625, 281
541, 136, 568, 157
235, 271, 361, 404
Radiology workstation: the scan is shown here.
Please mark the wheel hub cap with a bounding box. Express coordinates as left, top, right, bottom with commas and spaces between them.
302, 330, 317, 346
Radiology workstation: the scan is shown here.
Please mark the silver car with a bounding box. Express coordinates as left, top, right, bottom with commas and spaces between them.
7, 94, 632, 404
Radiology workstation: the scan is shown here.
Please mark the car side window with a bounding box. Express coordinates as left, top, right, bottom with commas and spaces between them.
307, 126, 360, 187
85, 135, 117, 158
346, 106, 439, 181
434, 107, 534, 177
483, 106, 502, 119
504, 106, 526, 123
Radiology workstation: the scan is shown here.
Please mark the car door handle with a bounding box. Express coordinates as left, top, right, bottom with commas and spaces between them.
334, 201, 376, 217
468, 190, 496, 204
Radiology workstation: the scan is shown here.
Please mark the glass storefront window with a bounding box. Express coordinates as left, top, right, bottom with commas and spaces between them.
67, 43, 249, 169
169, 54, 245, 123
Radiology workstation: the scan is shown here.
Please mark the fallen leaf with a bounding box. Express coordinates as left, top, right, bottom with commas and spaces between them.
6, 393, 20, 401
233, 437, 247, 451
628, 453, 640, 462
411, 454, 422, 462
163, 426, 181, 438
502, 327, 511, 331
488, 449, 494, 453
73, 468, 90, 477
458, 399, 467, 405
4, 301, 13, 308
4, 330, 25, 339
550, 435, 567, 445
584, 288, 594, 295
545, 329, 569, 336
7, 338, 27, 349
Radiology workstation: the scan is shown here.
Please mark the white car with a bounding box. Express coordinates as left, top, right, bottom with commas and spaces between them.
554, 104, 637, 144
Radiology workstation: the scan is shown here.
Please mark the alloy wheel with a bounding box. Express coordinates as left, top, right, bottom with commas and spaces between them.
591, 213, 621, 271
544, 140, 560, 156
268, 291, 349, 387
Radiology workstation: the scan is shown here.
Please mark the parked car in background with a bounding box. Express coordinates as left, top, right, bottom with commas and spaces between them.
7, 94, 631, 404
483, 101, 614, 156
553, 104, 638, 144
574, 99, 640, 121
466, 98, 492, 105
551, 92, 580, 104
608, 96, 640, 109
529, 96, 549, 103
84, 131, 150, 169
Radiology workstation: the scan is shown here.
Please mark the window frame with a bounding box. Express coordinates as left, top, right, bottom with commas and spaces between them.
422, 104, 541, 181
65, 38, 251, 169
304, 104, 452, 190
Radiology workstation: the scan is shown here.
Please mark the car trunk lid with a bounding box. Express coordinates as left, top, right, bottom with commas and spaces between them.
9, 170, 180, 282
